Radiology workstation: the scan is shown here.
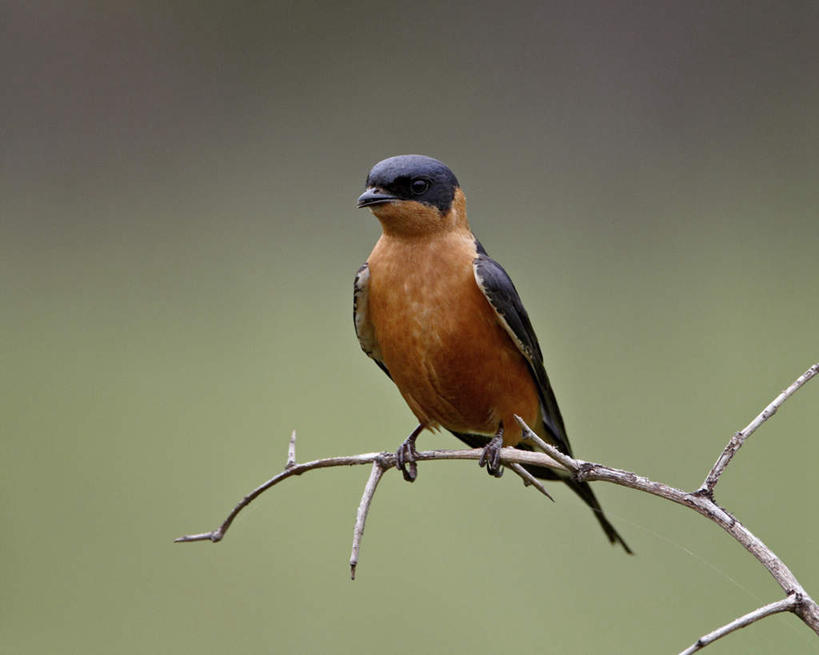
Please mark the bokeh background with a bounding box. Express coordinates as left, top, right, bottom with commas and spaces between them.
2, 1, 818, 653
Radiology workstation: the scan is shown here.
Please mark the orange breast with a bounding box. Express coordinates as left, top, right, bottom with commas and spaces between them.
367, 231, 539, 445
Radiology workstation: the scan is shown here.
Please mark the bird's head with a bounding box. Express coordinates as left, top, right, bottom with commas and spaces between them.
357, 155, 467, 236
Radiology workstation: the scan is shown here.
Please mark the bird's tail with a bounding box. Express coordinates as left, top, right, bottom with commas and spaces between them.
520, 460, 632, 553
451, 431, 632, 553
565, 477, 633, 554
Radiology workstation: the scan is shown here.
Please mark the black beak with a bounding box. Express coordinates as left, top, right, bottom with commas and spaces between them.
357, 187, 400, 208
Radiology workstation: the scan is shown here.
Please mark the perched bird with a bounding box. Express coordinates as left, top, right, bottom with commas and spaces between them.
354, 154, 631, 553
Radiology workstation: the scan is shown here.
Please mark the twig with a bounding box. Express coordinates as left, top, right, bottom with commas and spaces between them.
286, 430, 297, 468
700, 362, 819, 495
350, 459, 387, 579
678, 594, 799, 655
508, 462, 554, 501
515, 415, 578, 472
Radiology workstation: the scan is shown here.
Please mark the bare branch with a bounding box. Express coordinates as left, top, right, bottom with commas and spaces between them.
350, 459, 387, 579
512, 399, 819, 640
700, 362, 819, 494
175, 441, 819, 636
549, 454, 817, 633
286, 429, 297, 468
678, 594, 799, 655
176, 363, 819, 645
174, 447, 564, 544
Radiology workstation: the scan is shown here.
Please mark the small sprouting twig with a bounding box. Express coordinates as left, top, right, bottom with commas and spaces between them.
678, 594, 799, 655
514, 416, 578, 473
700, 362, 819, 495
350, 459, 387, 579
508, 462, 554, 501
286, 430, 297, 468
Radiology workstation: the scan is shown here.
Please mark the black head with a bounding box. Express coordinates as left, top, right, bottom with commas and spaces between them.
357, 155, 460, 214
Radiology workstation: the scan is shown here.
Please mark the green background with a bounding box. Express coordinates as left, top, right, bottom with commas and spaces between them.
3, 1, 818, 653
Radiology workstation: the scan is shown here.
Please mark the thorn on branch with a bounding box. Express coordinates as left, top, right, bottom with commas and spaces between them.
286, 430, 297, 469
508, 462, 555, 501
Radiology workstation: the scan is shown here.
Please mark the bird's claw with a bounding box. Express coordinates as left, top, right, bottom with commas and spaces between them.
396, 437, 419, 482
479, 433, 504, 478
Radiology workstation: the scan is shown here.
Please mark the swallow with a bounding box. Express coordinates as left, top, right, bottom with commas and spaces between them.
354, 154, 631, 553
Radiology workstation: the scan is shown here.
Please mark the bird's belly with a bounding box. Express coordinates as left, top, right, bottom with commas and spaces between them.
370, 264, 540, 438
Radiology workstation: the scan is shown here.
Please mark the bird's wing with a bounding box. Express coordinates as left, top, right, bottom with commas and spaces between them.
472, 252, 573, 456
353, 263, 391, 379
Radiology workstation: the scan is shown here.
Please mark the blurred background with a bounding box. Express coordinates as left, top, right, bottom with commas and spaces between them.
2, 1, 818, 652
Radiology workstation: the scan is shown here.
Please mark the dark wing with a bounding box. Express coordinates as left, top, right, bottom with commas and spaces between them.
353, 263, 391, 379
472, 253, 573, 457
473, 246, 633, 553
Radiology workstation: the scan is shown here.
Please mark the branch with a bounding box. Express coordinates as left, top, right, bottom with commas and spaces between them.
350, 459, 387, 579
512, 415, 819, 639
174, 435, 563, 546
700, 363, 819, 495
176, 363, 819, 649
678, 594, 799, 655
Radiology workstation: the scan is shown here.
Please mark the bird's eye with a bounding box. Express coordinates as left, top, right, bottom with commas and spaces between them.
410, 178, 430, 195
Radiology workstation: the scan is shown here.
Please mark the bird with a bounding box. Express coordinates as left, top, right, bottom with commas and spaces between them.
353, 154, 631, 553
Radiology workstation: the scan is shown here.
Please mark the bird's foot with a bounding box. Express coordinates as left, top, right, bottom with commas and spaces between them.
396, 425, 423, 482
479, 424, 505, 478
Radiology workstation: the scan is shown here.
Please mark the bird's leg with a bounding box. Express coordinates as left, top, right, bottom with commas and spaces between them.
478, 422, 505, 478
396, 424, 424, 482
